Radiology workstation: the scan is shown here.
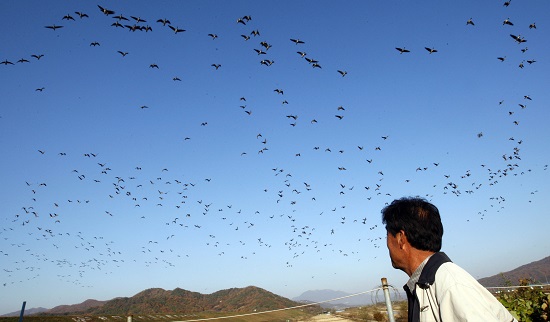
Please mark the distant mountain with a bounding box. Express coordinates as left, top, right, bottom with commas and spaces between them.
47, 299, 108, 315
38, 286, 301, 315
1, 307, 48, 317
478, 255, 550, 287
293, 289, 380, 309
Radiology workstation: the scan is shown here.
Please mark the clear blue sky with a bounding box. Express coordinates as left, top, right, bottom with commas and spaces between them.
1, 0, 549, 315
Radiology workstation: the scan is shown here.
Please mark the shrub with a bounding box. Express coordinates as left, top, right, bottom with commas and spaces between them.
497, 278, 549, 322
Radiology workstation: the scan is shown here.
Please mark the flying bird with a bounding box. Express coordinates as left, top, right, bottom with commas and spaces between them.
62, 14, 75, 21
31, 54, 44, 60
117, 51, 129, 57
45, 25, 64, 30
149, 63, 159, 69
208, 33, 218, 40
529, 23, 536, 29
337, 70, 347, 77
466, 18, 475, 26
510, 34, 526, 44
97, 5, 115, 15
211, 64, 221, 70
169, 26, 186, 33
503, 18, 514, 26
290, 38, 305, 45
131, 16, 147, 23
157, 18, 171, 26
395, 47, 410, 54
75, 11, 89, 19
1, 60, 14, 65
425, 47, 438, 54
112, 14, 129, 21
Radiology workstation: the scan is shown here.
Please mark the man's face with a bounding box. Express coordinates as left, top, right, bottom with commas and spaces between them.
386, 230, 403, 271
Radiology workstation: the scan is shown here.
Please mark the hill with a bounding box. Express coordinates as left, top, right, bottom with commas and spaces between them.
37, 286, 301, 316
478, 256, 550, 287
47, 299, 108, 315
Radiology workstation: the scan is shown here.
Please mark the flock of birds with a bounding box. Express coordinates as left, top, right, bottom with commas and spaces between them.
1, 2, 547, 301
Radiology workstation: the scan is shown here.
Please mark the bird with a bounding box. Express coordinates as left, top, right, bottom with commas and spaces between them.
1, 60, 14, 65
111, 21, 124, 28
250, 30, 260, 37
254, 49, 267, 55
425, 47, 438, 54
241, 35, 250, 41
503, 0, 511, 6
131, 16, 147, 24
35, 87, 45, 92
31, 54, 44, 60
17, 58, 30, 63
529, 22, 536, 29
395, 47, 410, 54
112, 14, 129, 21
466, 18, 475, 26
117, 51, 129, 57
45, 25, 64, 30
260, 41, 272, 50
62, 14, 75, 21
503, 18, 514, 26
208, 33, 218, 40
75, 11, 89, 19
156, 18, 171, 26
290, 38, 305, 45
169, 26, 186, 33
172, 77, 181, 81
211, 64, 221, 70
497, 56, 506, 62
274, 89, 284, 95
149, 64, 159, 69
337, 70, 347, 77
97, 5, 115, 15
510, 34, 526, 44
237, 17, 246, 25
297, 51, 307, 58
90, 42, 100, 46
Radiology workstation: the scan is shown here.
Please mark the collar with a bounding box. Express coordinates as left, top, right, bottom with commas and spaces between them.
406, 254, 433, 291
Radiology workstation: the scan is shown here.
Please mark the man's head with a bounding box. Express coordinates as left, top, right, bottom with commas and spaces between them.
381, 197, 443, 252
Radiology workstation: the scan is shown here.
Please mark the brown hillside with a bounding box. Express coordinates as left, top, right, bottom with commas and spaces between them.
45, 286, 300, 315
47, 299, 107, 314
478, 256, 550, 287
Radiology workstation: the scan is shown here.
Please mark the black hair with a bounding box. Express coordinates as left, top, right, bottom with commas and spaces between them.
381, 196, 443, 252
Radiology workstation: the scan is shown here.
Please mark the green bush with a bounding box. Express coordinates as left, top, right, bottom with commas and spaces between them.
497, 279, 549, 322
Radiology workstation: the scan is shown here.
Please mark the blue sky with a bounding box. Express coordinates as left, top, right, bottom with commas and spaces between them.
1, 0, 549, 315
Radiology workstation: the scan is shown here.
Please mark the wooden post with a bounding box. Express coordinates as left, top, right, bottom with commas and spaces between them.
381, 278, 396, 322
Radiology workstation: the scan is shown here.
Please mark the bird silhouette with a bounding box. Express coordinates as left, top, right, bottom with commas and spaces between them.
169, 26, 186, 33
45, 25, 64, 30
97, 5, 115, 15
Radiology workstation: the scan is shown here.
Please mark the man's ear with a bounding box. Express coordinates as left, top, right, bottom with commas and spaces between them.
398, 230, 407, 248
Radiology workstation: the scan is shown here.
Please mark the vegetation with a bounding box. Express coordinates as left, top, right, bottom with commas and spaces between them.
0, 308, 317, 322
497, 279, 550, 322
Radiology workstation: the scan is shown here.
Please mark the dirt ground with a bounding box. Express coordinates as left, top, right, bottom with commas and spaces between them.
300, 314, 356, 322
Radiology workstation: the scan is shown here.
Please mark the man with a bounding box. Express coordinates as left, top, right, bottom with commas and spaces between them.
381, 197, 516, 321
